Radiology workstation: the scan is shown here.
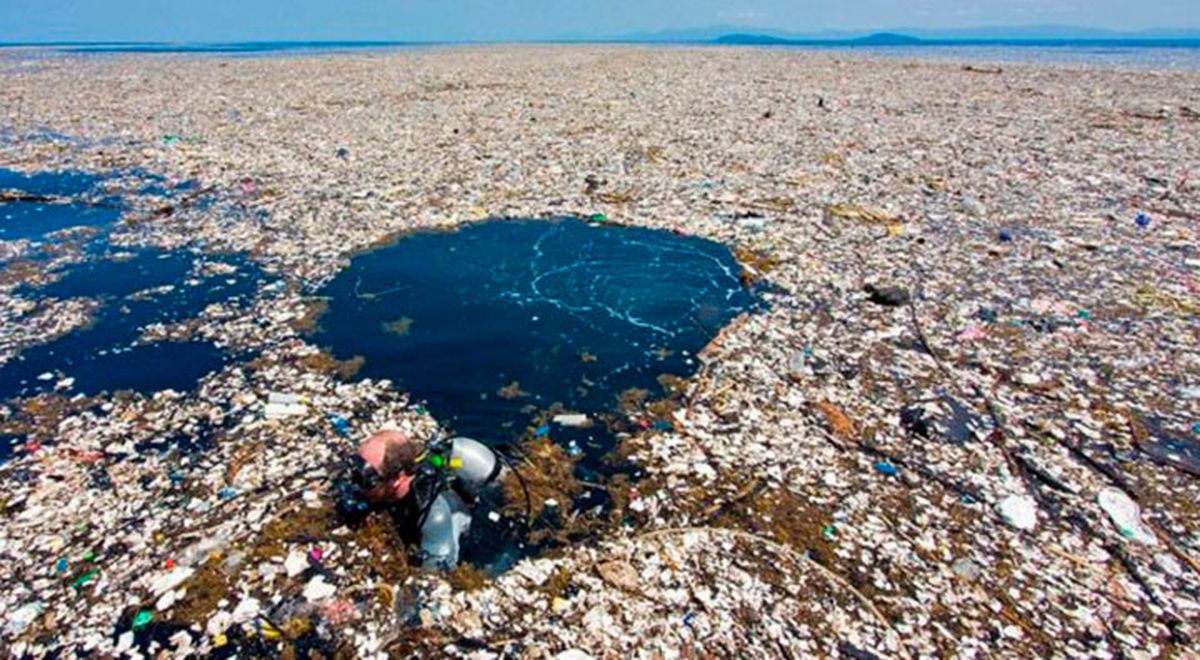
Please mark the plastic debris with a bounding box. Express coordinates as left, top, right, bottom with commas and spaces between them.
132, 610, 153, 629
1154, 552, 1183, 578
996, 495, 1038, 531
303, 575, 337, 603
863, 283, 910, 307
957, 326, 986, 342
150, 566, 195, 595
4, 602, 44, 636
552, 413, 591, 427
1097, 488, 1158, 545
595, 560, 640, 592
329, 414, 351, 436
264, 392, 308, 419
1135, 212, 1151, 228
284, 549, 308, 577
951, 558, 981, 581
873, 462, 898, 476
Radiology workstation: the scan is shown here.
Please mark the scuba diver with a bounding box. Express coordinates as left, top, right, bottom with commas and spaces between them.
336, 429, 504, 569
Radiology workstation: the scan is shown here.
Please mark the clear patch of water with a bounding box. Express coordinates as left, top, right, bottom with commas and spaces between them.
312, 218, 759, 450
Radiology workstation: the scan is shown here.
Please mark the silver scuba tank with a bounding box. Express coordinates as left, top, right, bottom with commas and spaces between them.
420, 490, 473, 570
419, 436, 504, 569
448, 436, 501, 491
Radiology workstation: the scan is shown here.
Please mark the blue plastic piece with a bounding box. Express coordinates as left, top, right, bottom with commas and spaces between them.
873, 462, 898, 476
329, 415, 351, 436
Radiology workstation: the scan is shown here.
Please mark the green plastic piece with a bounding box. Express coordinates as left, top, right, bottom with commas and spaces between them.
132, 610, 153, 629
72, 570, 99, 588
83, 549, 96, 562
428, 455, 445, 468
589, 213, 609, 223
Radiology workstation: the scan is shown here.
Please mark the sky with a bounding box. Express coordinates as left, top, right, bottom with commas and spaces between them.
1, 0, 1197, 43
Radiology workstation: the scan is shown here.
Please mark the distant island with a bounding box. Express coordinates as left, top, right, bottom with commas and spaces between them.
711, 32, 1200, 48
716, 33, 922, 46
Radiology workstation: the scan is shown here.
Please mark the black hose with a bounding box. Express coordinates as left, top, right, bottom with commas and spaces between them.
493, 448, 534, 528
413, 469, 448, 532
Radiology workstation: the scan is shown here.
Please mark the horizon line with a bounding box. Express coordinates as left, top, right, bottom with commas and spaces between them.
5, 33, 1200, 48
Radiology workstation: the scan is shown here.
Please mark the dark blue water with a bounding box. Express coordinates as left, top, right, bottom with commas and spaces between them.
0, 169, 104, 197
1, 249, 262, 402
0, 201, 120, 241
0, 168, 123, 241
311, 218, 758, 450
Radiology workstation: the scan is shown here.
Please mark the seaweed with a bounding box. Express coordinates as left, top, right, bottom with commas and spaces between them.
446, 564, 489, 592
289, 299, 329, 334
380, 316, 413, 336
297, 351, 365, 380
732, 246, 780, 287
500, 437, 581, 523
496, 380, 528, 400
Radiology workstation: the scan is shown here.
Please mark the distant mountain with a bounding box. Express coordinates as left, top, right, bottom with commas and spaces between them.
614, 24, 1200, 44
717, 32, 921, 46
711, 30, 1200, 48
713, 34, 792, 46
612, 25, 797, 43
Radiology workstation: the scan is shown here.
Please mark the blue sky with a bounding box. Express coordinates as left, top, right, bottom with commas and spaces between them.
1, 0, 1197, 42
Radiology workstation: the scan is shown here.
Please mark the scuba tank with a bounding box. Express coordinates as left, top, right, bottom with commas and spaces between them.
413, 436, 504, 569
419, 490, 473, 570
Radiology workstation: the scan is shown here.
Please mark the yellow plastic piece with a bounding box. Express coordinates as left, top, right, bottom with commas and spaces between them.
449, 458, 464, 469
213, 633, 228, 647
259, 618, 282, 640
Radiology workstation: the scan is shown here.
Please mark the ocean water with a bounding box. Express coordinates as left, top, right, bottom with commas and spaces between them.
2, 248, 263, 401
311, 218, 758, 449
0, 169, 269, 461
0, 168, 122, 240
